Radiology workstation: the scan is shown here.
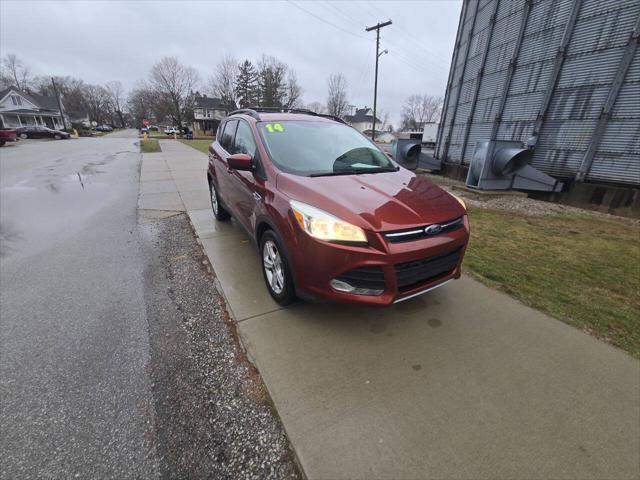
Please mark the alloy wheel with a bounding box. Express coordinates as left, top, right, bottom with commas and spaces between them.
210, 182, 219, 215
263, 240, 285, 294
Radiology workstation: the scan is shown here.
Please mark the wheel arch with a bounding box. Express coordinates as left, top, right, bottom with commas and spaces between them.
255, 215, 299, 290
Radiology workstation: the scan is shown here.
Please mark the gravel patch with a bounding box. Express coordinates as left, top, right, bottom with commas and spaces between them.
141, 213, 301, 479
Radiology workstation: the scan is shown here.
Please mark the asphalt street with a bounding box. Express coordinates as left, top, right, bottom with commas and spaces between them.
0, 131, 160, 478
0, 131, 300, 479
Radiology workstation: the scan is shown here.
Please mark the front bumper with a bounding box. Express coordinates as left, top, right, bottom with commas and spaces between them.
291, 215, 470, 306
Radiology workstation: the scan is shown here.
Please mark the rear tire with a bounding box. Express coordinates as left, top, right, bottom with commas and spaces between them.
209, 179, 231, 221
260, 230, 296, 306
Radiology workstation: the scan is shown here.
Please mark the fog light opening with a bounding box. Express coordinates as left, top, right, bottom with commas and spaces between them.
330, 279, 355, 293
330, 279, 383, 296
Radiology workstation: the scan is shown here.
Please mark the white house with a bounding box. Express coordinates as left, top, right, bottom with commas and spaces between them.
192, 94, 233, 136
344, 107, 381, 133
0, 86, 65, 130
375, 131, 396, 144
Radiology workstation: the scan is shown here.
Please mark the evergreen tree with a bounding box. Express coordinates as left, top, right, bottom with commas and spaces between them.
257, 55, 287, 108
234, 60, 259, 108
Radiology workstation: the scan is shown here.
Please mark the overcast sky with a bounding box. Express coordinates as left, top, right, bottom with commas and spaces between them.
1, 0, 462, 126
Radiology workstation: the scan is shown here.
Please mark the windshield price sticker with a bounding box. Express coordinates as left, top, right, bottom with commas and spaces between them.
264, 123, 284, 133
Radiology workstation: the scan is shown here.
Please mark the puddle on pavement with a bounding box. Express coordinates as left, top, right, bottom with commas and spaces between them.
0, 168, 119, 262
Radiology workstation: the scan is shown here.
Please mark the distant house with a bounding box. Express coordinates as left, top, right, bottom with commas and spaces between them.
0, 86, 66, 130
192, 94, 233, 136
375, 131, 396, 144
344, 107, 381, 133
67, 110, 91, 128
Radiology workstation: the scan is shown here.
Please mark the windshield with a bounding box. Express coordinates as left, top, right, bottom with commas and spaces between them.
257, 121, 396, 176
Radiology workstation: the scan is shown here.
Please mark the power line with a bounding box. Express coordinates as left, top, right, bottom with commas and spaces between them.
288, 0, 447, 102
353, 49, 374, 102
344, 1, 453, 71
321, 0, 362, 26
286, 0, 368, 41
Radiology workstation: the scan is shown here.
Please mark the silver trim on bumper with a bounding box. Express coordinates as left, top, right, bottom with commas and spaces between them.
393, 278, 455, 304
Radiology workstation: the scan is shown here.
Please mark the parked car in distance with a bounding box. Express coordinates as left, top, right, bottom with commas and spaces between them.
16, 126, 70, 140
0, 128, 18, 146
164, 126, 179, 135
96, 124, 113, 132
207, 108, 470, 306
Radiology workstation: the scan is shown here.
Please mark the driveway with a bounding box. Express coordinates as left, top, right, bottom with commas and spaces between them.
158, 141, 640, 479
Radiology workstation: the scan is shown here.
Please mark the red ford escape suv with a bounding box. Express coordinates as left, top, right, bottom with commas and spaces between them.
207, 108, 469, 306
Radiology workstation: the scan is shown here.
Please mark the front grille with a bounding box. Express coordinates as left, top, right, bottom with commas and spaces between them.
394, 249, 461, 292
384, 217, 464, 243
335, 266, 385, 290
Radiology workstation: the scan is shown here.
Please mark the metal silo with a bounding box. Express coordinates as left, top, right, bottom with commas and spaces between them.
436, 0, 640, 189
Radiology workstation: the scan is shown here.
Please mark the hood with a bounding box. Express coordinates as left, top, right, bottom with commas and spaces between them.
276, 169, 465, 232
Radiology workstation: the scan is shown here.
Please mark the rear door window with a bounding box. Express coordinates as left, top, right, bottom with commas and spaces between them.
231, 120, 257, 158
220, 120, 238, 152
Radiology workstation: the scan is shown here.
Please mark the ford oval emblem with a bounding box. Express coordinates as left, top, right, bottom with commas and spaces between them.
425, 224, 443, 235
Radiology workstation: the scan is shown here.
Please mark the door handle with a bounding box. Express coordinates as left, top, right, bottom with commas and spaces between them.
252, 192, 262, 202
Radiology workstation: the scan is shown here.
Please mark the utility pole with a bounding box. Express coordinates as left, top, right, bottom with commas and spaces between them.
51, 77, 68, 130
365, 19, 392, 141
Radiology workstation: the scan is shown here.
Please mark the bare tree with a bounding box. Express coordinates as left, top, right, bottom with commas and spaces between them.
400, 94, 443, 130
84, 84, 111, 125
306, 101, 326, 113
1, 54, 32, 91
208, 54, 238, 108
283, 71, 303, 108
326, 74, 349, 118
149, 56, 199, 131
378, 110, 391, 132
31, 76, 87, 119
127, 83, 159, 128
105, 81, 126, 128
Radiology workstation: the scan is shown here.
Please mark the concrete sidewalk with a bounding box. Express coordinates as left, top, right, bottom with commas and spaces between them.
141, 140, 640, 480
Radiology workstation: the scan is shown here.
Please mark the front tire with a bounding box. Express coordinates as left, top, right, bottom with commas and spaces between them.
260, 231, 296, 306
54, 134, 61, 140
209, 179, 230, 221
19, 133, 27, 139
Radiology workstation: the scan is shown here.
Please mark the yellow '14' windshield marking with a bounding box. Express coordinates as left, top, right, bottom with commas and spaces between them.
264, 123, 284, 133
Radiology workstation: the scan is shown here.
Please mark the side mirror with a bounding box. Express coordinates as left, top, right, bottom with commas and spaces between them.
227, 153, 253, 171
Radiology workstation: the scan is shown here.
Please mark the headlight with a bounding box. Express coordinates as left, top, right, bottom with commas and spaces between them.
290, 200, 367, 244
452, 193, 466, 210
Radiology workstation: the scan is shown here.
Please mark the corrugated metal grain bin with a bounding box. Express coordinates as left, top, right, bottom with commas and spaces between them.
436, 0, 640, 187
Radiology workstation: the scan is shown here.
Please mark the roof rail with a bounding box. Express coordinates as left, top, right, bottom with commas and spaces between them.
228, 106, 346, 124
227, 108, 260, 120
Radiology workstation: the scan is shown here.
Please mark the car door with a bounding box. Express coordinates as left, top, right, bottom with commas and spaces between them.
227, 119, 265, 233
212, 119, 238, 213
